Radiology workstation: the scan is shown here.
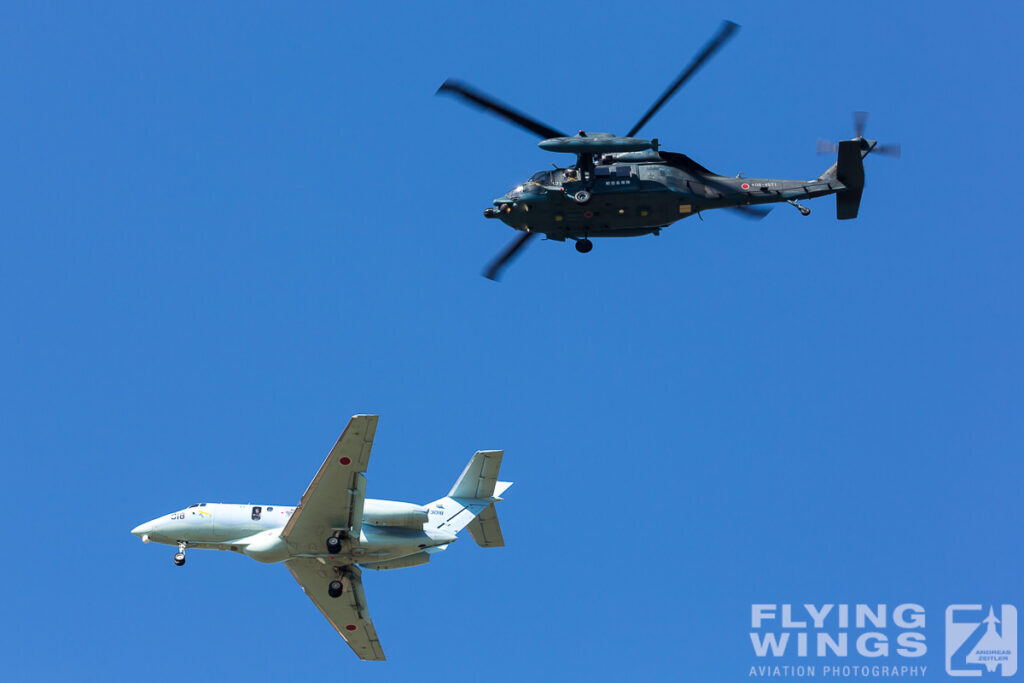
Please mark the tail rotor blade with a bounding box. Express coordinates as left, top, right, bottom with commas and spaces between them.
816, 139, 838, 155
437, 79, 567, 140
626, 20, 739, 138
483, 231, 538, 281
873, 143, 901, 158
853, 111, 869, 138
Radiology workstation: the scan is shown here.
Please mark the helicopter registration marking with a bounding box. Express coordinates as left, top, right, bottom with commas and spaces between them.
603, 179, 631, 186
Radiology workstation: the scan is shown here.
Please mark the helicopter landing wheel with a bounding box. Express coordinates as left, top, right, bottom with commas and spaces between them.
787, 199, 811, 216
328, 580, 344, 598
572, 190, 591, 205
173, 552, 186, 566
575, 238, 593, 254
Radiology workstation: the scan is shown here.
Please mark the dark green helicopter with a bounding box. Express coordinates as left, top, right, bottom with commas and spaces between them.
438, 21, 900, 280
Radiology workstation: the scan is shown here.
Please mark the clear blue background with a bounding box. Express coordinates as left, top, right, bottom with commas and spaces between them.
2, 2, 1021, 680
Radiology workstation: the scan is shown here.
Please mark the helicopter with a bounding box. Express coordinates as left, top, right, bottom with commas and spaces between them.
437, 21, 900, 280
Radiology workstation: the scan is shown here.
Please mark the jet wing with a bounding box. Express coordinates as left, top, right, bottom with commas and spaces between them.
281, 415, 377, 554
286, 560, 385, 661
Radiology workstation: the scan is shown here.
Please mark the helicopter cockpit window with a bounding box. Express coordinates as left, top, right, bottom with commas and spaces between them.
188, 504, 199, 508
528, 171, 554, 185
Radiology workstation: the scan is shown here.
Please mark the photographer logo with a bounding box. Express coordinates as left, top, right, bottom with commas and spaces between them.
946, 605, 1017, 677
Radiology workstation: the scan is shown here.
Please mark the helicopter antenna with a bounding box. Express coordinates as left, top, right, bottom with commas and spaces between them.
626, 20, 739, 138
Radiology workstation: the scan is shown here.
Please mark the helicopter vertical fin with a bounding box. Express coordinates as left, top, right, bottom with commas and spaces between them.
836, 188, 863, 220
835, 140, 865, 220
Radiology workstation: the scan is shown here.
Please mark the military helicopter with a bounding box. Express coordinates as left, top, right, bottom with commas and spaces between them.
438, 21, 900, 280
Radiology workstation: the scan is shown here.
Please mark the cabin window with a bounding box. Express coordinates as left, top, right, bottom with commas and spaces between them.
266, 506, 273, 512
528, 170, 554, 184
188, 504, 198, 508
614, 166, 631, 178
251, 506, 262, 521
594, 166, 611, 177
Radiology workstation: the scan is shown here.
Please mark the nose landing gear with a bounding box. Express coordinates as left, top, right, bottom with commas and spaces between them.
173, 542, 187, 566
575, 238, 593, 253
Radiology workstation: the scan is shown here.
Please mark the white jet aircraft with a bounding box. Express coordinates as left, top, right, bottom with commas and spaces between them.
131, 415, 511, 661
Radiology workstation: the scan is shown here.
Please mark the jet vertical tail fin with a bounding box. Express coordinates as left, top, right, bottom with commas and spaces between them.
427, 451, 511, 547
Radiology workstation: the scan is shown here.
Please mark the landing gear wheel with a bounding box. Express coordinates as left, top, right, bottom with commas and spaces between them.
787, 199, 811, 216
326, 536, 342, 555
328, 580, 344, 598
575, 238, 593, 254
572, 190, 591, 204
173, 552, 186, 566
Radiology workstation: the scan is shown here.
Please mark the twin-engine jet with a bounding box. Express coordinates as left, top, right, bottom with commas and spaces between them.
131, 415, 511, 661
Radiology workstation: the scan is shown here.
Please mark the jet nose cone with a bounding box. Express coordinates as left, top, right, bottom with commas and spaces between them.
131, 522, 152, 538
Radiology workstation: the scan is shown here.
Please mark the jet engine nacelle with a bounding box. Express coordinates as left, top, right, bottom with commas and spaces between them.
241, 530, 290, 563
361, 500, 429, 529
360, 551, 431, 571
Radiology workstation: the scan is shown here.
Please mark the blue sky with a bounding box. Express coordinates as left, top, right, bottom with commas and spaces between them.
2, 2, 1022, 680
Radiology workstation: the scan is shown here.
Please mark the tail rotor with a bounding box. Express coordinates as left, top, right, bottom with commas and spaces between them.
818, 111, 901, 159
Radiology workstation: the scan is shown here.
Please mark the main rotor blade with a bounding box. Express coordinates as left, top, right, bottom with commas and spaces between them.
626, 20, 739, 138
437, 79, 567, 140
483, 231, 538, 281
726, 204, 773, 220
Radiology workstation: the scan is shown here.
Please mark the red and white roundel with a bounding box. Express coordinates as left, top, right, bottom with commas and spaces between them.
741, 183, 750, 190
